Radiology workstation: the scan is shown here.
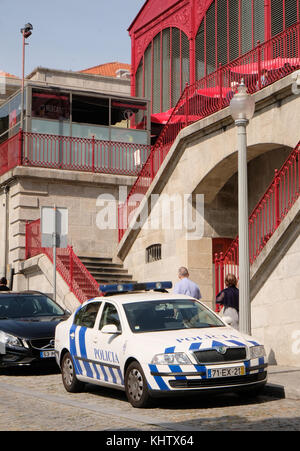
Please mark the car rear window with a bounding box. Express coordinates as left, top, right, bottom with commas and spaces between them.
0, 294, 65, 318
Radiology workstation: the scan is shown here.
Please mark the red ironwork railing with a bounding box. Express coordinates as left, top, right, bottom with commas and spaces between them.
22, 132, 151, 176
118, 21, 300, 241
214, 140, 300, 300
25, 219, 99, 303
0, 132, 23, 177
0, 130, 151, 177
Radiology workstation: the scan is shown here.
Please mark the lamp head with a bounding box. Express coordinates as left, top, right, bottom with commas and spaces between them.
229, 79, 255, 122
21, 23, 33, 39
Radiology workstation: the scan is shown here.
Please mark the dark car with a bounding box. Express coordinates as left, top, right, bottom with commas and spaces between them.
0, 291, 70, 368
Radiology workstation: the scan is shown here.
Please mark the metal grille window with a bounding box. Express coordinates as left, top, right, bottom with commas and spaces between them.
134, 27, 190, 113
241, 1, 253, 54
206, 3, 216, 74
195, 0, 300, 80
153, 33, 161, 114
162, 28, 171, 112
253, 0, 265, 45
271, 0, 284, 36
229, 0, 240, 62
285, 0, 299, 28
217, 0, 228, 67
195, 22, 205, 80
146, 244, 162, 263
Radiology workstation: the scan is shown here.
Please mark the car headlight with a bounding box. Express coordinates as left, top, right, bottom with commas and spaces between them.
0, 330, 23, 347
249, 345, 266, 359
151, 352, 192, 365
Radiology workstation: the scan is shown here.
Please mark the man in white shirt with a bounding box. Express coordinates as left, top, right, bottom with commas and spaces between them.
174, 267, 201, 300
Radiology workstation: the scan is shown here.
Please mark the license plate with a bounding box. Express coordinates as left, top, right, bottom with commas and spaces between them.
40, 350, 56, 358
207, 366, 245, 378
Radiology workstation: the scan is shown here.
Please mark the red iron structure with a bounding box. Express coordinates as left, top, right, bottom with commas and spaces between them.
129, 0, 300, 113
25, 219, 100, 303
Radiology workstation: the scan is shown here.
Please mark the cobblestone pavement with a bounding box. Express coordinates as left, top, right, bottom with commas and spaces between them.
0, 366, 300, 431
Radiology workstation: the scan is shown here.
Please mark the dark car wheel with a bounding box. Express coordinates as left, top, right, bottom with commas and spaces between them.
61, 352, 84, 393
125, 361, 152, 408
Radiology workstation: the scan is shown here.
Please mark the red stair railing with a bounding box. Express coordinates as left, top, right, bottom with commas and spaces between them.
25, 219, 99, 303
214, 141, 300, 299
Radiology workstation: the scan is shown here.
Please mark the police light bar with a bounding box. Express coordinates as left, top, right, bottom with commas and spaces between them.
99, 281, 172, 294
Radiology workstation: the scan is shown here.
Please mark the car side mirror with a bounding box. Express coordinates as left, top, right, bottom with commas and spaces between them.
222, 315, 233, 326
101, 324, 121, 334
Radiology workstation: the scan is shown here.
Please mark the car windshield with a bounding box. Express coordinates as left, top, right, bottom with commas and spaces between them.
123, 299, 224, 333
0, 294, 65, 319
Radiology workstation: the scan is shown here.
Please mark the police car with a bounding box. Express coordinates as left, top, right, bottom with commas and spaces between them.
55, 282, 268, 408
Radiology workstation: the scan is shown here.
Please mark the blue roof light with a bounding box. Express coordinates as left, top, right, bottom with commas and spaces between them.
99, 281, 172, 294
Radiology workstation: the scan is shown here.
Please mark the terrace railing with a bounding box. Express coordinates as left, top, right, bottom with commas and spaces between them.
118, 21, 300, 241
0, 130, 151, 178
25, 219, 99, 303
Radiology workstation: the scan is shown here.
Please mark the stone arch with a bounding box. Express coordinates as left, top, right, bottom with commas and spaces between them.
192, 142, 292, 238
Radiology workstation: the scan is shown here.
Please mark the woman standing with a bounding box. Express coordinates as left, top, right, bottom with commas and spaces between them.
216, 274, 239, 330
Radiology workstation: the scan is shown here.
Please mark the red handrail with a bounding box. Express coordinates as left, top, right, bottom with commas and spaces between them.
25, 219, 99, 303
118, 21, 300, 241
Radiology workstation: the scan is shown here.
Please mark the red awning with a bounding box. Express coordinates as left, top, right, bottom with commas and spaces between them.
151, 108, 174, 124
197, 86, 233, 98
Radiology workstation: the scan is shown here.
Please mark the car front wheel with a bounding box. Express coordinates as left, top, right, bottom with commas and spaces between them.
125, 361, 152, 408
61, 351, 84, 393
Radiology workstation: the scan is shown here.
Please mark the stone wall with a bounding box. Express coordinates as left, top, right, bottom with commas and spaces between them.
0, 166, 135, 290
250, 198, 300, 367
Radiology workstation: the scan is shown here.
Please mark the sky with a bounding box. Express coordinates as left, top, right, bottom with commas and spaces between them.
0, 0, 144, 77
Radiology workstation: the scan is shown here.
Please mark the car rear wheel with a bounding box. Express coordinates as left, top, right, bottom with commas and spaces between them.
61, 352, 84, 393
125, 361, 152, 408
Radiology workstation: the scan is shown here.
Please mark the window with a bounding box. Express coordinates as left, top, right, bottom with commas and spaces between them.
123, 299, 224, 333
146, 244, 162, 263
72, 95, 108, 126
74, 302, 102, 328
195, 0, 267, 78
99, 303, 121, 331
135, 27, 190, 113
32, 89, 70, 120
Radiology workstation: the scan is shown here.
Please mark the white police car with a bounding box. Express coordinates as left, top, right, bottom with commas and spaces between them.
55, 282, 268, 408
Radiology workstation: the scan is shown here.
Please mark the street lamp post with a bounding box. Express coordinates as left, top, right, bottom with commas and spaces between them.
20, 23, 33, 130
229, 80, 255, 335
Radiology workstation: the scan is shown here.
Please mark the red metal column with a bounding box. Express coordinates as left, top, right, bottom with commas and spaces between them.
18, 129, 23, 166
190, 0, 196, 85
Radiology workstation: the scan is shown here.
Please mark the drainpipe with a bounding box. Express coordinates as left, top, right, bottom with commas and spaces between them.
1, 186, 9, 278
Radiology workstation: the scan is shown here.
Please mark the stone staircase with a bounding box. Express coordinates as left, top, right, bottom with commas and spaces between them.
78, 256, 136, 286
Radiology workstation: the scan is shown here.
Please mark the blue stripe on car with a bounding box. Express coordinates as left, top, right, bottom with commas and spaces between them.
165, 346, 175, 353
258, 357, 265, 372
69, 324, 81, 375
99, 365, 109, 382
244, 360, 250, 375
189, 342, 202, 351
78, 327, 93, 378
227, 339, 247, 347
109, 367, 117, 384
149, 364, 170, 390
168, 365, 186, 380
194, 365, 207, 378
